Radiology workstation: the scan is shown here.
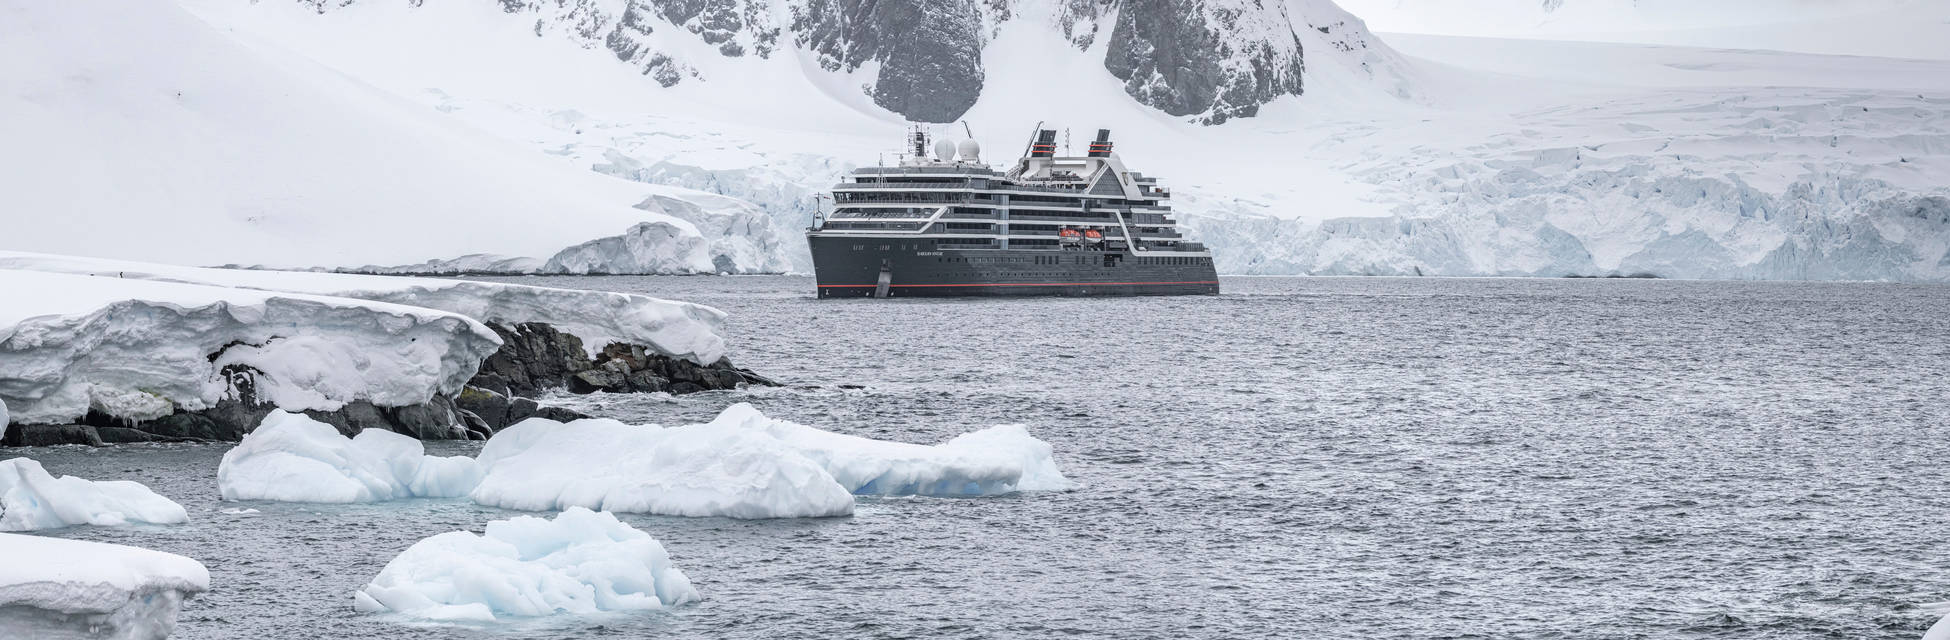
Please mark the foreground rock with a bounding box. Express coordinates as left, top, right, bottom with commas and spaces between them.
0, 533, 208, 640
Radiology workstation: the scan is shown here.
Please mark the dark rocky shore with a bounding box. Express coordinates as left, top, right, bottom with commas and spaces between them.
2, 321, 775, 447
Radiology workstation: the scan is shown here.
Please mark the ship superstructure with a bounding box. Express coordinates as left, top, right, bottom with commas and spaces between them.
807, 126, 1219, 297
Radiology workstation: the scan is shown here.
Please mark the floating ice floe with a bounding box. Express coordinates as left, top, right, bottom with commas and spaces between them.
354, 506, 697, 622
0, 533, 208, 639
218, 411, 481, 503
719, 403, 1074, 494
0, 251, 730, 363
0, 458, 188, 531
470, 403, 1069, 519
0, 268, 501, 427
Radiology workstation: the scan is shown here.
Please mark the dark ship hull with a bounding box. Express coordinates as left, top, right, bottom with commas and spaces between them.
810, 236, 1219, 298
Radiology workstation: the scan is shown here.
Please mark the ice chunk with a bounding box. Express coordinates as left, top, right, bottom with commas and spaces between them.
0, 458, 189, 531
218, 411, 481, 503
0, 269, 501, 426
354, 506, 697, 622
471, 413, 856, 519
0, 533, 208, 639
711, 404, 1073, 495
470, 403, 1069, 519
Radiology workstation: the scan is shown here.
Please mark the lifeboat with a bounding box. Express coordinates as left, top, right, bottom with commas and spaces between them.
1083, 228, 1104, 245
1059, 227, 1084, 247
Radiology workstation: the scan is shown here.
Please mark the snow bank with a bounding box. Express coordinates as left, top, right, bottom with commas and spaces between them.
218, 411, 481, 503
354, 506, 697, 622
0, 270, 501, 426
0, 458, 189, 531
471, 403, 1068, 519
0, 251, 729, 364
0, 533, 208, 640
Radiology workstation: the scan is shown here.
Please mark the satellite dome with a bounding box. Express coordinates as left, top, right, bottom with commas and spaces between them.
933, 139, 955, 162
957, 139, 981, 162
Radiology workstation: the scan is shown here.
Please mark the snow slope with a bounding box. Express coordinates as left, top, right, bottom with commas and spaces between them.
218, 412, 482, 503
0, 251, 731, 364
0, 533, 209, 640
354, 507, 698, 622
0, 458, 190, 531
0, 0, 767, 274
0, 269, 501, 426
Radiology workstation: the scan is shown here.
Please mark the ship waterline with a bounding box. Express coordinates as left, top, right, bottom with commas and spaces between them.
808, 127, 1220, 298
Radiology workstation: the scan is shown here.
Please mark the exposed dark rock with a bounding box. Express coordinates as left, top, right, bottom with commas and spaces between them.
1103, 0, 1304, 124
569, 369, 627, 394
472, 321, 775, 397
94, 426, 167, 444
3, 424, 105, 447
456, 385, 514, 429
457, 409, 493, 440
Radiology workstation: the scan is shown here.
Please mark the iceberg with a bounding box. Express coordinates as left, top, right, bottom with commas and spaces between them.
0, 269, 501, 427
0, 533, 208, 639
354, 506, 697, 622
470, 403, 1069, 519
0, 458, 189, 531
715, 403, 1074, 494
218, 411, 481, 503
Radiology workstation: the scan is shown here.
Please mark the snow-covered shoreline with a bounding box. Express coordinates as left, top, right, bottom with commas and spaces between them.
0, 253, 771, 446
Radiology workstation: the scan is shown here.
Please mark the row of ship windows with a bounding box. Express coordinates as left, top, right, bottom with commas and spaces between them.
1138, 256, 1211, 266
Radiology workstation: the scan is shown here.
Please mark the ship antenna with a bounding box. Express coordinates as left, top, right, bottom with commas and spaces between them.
960, 120, 975, 138
1064, 128, 1071, 156
1018, 120, 1043, 160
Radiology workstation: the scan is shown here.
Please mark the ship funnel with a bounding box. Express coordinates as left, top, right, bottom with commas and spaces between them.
1087, 129, 1113, 157
1030, 129, 1057, 158
934, 139, 956, 162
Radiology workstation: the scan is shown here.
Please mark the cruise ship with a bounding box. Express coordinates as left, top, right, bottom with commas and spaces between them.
807, 127, 1219, 297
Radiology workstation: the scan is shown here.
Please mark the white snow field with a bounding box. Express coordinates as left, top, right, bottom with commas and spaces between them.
0, 251, 731, 364
353, 507, 698, 622
471, 403, 1069, 519
0, 269, 501, 427
0, 458, 189, 531
218, 412, 481, 503
0, 533, 209, 640
0, 0, 795, 274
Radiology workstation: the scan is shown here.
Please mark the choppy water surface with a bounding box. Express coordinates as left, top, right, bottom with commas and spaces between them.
33, 276, 1950, 639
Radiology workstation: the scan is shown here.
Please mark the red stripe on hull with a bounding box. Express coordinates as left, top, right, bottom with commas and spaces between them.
819, 281, 1220, 288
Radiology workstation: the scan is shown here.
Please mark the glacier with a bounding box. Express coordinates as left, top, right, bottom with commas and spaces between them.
218, 411, 482, 503
0, 458, 190, 531
353, 507, 699, 622
470, 403, 1069, 518
0, 533, 209, 640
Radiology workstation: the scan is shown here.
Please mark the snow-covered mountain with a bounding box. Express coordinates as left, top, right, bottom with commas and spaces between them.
6, 0, 1946, 280
0, 0, 782, 274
